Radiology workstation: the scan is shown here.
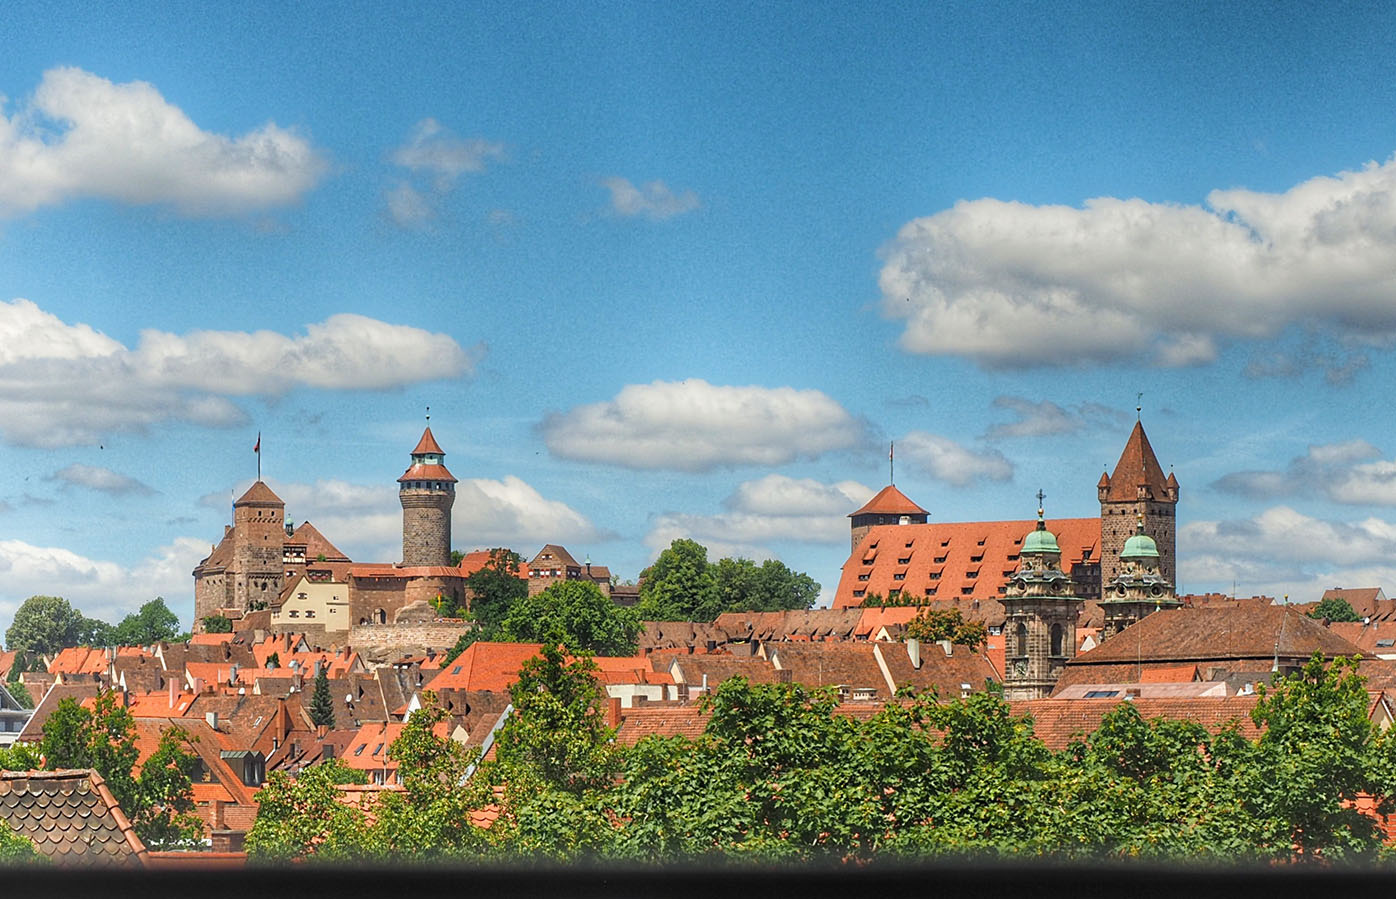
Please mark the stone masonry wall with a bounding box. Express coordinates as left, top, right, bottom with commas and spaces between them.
1099, 500, 1176, 596
400, 491, 452, 567
348, 621, 471, 663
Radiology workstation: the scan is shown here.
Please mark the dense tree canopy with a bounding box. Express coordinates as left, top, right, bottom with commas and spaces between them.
499, 581, 642, 657
112, 598, 184, 645
245, 652, 1396, 866
5, 595, 84, 654
1308, 596, 1362, 623
904, 608, 989, 651
637, 540, 820, 621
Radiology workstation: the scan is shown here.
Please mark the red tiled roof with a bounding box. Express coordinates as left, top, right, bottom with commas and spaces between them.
424, 642, 545, 693
1011, 696, 1262, 751
397, 462, 457, 484
412, 427, 445, 456
49, 646, 107, 675
350, 564, 465, 579
288, 521, 351, 563
850, 484, 928, 518
834, 517, 1100, 608
1099, 421, 1169, 503
235, 480, 283, 506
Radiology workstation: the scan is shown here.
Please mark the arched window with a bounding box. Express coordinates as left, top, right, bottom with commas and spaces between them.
1015, 622, 1028, 657
376, 608, 387, 625
1050, 623, 1065, 657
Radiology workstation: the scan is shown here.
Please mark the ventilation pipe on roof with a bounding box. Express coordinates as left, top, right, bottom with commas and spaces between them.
907, 638, 922, 670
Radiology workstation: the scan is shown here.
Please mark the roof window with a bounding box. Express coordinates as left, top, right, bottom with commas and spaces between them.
1084, 690, 1120, 698
354, 744, 366, 756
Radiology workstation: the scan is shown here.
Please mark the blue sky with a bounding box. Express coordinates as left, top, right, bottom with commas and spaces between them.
4, 2, 1396, 634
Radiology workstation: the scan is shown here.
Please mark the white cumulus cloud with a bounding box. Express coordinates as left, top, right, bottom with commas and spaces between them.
897, 431, 1013, 487
0, 66, 326, 217
385, 118, 504, 227
644, 475, 875, 557
540, 379, 870, 472
601, 176, 699, 220
0, 537, 208, 638
880, 152, 1396, 367
50, 463, 154, 495
0, 298, 475, 447
1213, 439, 1396, 505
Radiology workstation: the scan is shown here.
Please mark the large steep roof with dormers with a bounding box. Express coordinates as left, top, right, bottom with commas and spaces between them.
834, 517, 1101, 609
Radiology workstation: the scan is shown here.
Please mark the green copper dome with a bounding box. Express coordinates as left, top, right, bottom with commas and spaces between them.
1122, 532, 1160, 558
1022, 521, 1061, 555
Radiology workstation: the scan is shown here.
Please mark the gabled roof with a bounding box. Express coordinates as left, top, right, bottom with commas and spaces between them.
1100, 421, 1170, 502
234, 480, 283, 507
424, 642, 546, 693
288, 521, 351, 563
1070, 602, 1365, 666
528, 544, 581, 570
834, 517, 1100, 609
0, 770, 148, 867
412, 426, 445, 456
850, 484, 928, 518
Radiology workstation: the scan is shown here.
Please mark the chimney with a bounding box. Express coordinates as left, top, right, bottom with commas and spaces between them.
705, 640, 717, 653
206, 711, 219, 731
777, 670, 793, 684
937, 639, 953, 656
316, 723, 328, 738
211, 799, 226, 831
192, 676, 205, 695
168, 678, 179, 710
906, 638, 922, 670
606, 696, 622, 728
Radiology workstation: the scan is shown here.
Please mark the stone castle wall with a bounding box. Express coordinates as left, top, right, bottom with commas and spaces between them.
348, 621, 471, 663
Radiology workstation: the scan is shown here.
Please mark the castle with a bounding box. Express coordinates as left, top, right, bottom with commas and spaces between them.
192, 426, 469, 635
834, 419, 1179, 608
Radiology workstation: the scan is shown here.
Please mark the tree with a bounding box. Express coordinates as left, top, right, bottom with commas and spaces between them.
245, 760, 371, 864
202, 615, 233, 633
1308, 597, 1362, 623
309, 665, 335, 730
904, 607, 989, 651
636, 539, 714, 621
5, 595, 83, 654
464, 548, 527, 633
112, 598, 182, 646
499, 580, 642, 656
39, 692, 202, 848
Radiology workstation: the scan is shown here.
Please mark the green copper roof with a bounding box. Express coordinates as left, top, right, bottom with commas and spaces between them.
1122, 532, 1160, 558
1022, 522, 1061, 555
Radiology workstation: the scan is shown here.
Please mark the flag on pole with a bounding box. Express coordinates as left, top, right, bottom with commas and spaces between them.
254, 433, 261, 454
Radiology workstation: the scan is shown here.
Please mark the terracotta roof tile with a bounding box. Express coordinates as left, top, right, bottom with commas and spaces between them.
1011, 696, 1262, 751
850, 484, 928, 517
411, 427, 446, 456
397, 462, 457, 484
835, 517, 1100, 609
1099, 421, 1170, 502
0, 769, 148, 867
234, 480, 283, 506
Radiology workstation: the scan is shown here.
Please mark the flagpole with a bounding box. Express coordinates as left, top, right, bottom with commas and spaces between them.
255, 431, 262, 482
889, 441, 894, 485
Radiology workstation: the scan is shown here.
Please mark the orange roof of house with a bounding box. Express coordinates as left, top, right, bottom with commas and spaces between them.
834, 517, 1100, 608
412, 427, 445, 456
850, 484, 928, 518
457, 550, 528, 579
287, 520, 350, 563
342, 721, 407, 771
1138, 664, 1200, 683
49, 646, 107, 675
1099, 421, 1170, 503
190, 633, 235, 646
424, 642, 546, 693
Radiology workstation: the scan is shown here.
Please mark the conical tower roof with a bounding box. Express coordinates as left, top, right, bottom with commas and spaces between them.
412, 427, 445, 456
235, 480, 283, 506
1101, 421, 1169, 502
849, 484, 928, 518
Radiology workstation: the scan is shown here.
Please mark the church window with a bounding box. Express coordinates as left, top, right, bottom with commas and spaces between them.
1050, 624, 1065, 657
1015, 622, 1027, 656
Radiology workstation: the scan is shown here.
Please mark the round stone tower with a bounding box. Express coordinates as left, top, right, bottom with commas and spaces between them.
398, 426, 456, 567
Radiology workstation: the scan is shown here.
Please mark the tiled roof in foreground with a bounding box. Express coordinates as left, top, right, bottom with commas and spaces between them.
0, 769, 148, 867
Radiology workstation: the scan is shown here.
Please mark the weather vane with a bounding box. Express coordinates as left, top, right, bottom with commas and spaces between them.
1136, 392, 1143, 420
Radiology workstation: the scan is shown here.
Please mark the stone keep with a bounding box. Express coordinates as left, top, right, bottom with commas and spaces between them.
399, 427, 456, 567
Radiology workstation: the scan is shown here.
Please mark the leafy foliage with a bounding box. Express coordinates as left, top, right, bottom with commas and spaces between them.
201, 615, 233, 634
1308, 597, 1362, 623
244, 760, 371, 864
637, 540, 820, 621
0, 816, 43, 864
111, 598, 183, 646
39, 692, 203, 848
444, 549, 529, 662
499, 580, 641, 656
5, 595, 84, 654
904, 607, 989, 651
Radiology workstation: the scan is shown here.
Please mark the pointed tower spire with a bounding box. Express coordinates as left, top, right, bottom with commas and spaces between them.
1098, 419, 1179, 599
